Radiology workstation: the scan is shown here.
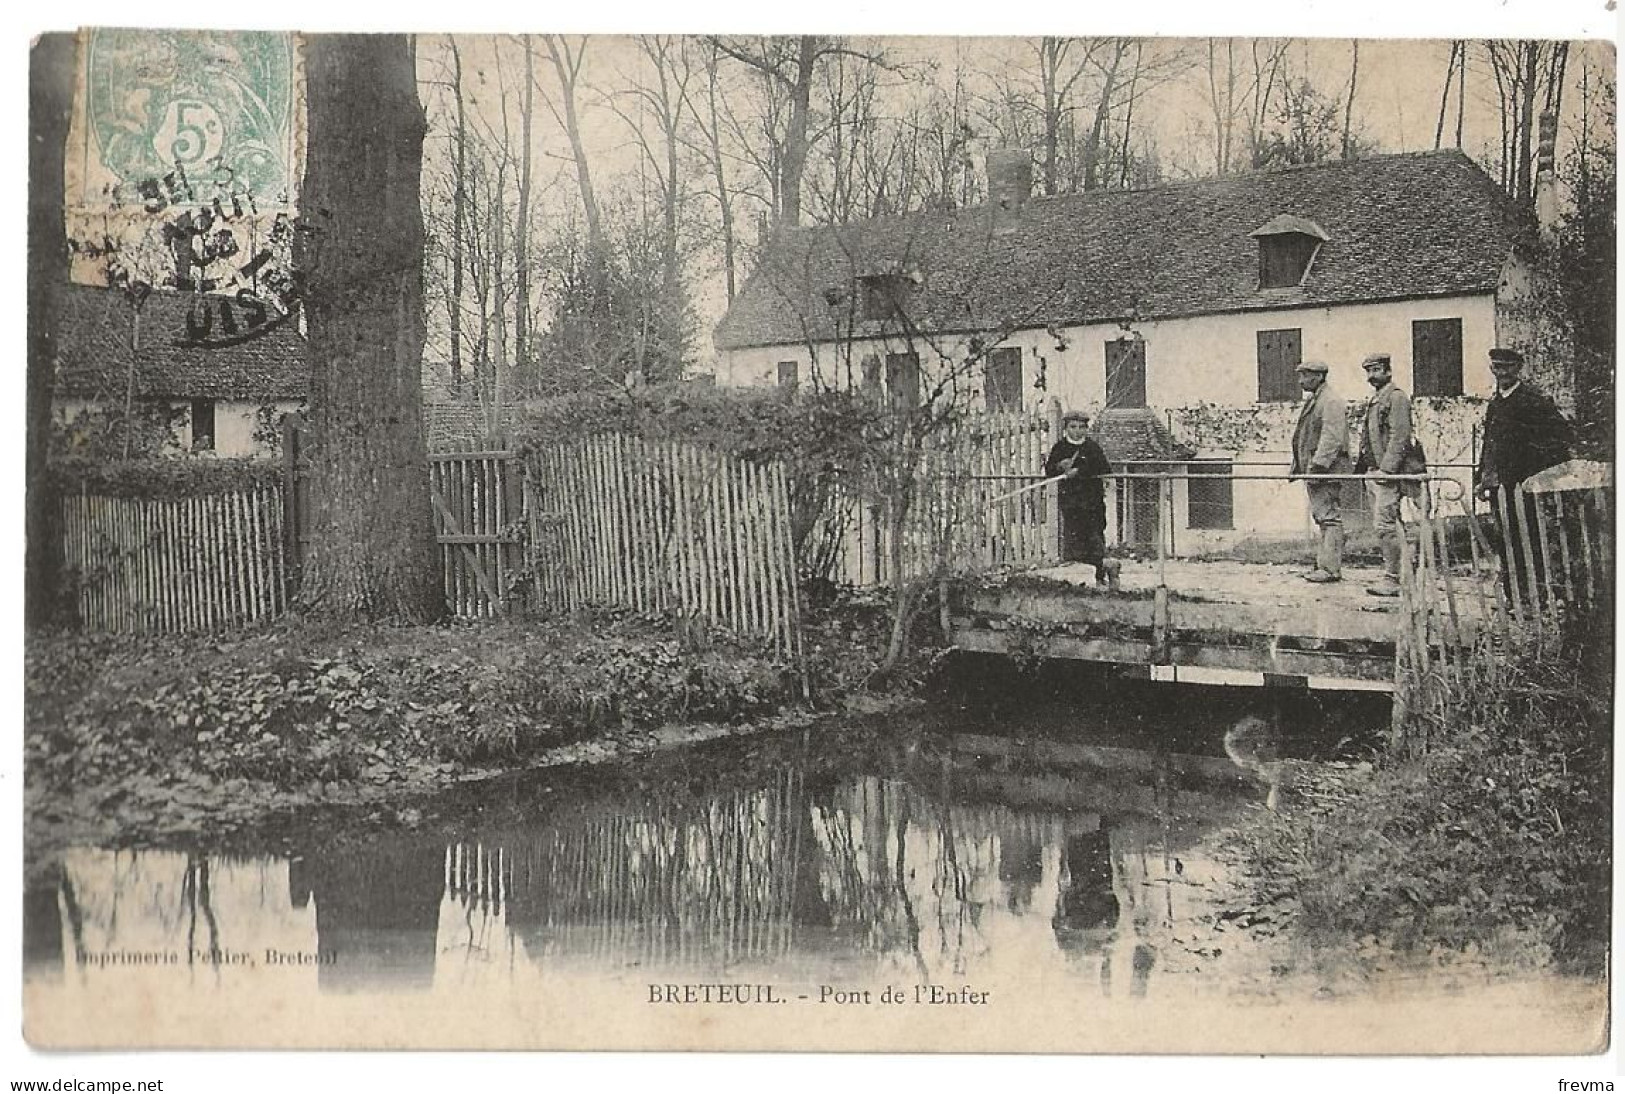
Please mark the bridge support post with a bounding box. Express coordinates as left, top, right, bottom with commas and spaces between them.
1152, 585, 1170, 665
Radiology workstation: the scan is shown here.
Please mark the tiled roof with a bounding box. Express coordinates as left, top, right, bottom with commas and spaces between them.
1094, 408, 1193, 464
715, 150, 1522, 351
53, 284, 307, 400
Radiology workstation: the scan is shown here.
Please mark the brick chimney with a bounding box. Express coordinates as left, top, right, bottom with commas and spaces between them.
986, 148, 1033, 211
1535, 111, 1559, 244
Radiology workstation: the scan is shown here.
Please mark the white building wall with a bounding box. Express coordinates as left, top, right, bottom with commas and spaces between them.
179, 399, 298, 457
52, 397, 298, 459
721, 293, 1498, 407
718, 292, 1499, 543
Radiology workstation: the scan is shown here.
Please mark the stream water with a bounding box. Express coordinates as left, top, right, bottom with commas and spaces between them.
23, 663, 1608, 1052
24, 664, 1384, 1008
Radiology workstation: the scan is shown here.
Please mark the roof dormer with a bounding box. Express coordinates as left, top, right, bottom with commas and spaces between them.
1248, 214, 1328, 290
857, 264, 922, 321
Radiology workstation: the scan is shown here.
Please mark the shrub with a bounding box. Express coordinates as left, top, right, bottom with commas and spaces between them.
1252, 606, 1612, 974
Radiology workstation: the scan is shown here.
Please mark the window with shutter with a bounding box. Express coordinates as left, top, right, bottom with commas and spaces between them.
1256, 328, 1303, 402
1105, 339, 1146, 409
1412, 318, 1463, 397
860, 355, 881, 395
885, 351, 920, 407
984, 347, 1022, 412
1187, 461, 1235, 529
190, 399, 216, 452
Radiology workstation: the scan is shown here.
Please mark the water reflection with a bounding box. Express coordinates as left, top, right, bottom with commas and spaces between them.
26, 733, 1252, 999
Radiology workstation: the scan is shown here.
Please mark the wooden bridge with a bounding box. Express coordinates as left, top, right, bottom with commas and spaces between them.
949, 469, 1611, 695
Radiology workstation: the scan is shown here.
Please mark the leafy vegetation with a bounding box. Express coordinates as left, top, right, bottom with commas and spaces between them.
1249, 604, 1612, 975
44, 455, 283, 498
25, 613, 808, 846
25, 590, 915, 855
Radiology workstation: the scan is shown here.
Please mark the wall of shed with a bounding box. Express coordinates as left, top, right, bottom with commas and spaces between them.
53, 397, 298, 458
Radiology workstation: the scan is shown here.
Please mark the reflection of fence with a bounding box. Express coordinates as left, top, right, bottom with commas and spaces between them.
446, 771, 811, 967
524, 437, 802, 656
61, 486, 290, 633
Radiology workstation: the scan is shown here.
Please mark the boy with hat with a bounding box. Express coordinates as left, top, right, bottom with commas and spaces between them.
1475, 347, 1573, 598
1354, 352, 1426, 597
1289, 360, 1351, 583
1044, 410, 1117, 586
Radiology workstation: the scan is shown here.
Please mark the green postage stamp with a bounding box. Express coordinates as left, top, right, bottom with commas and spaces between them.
79, 28, 299, 209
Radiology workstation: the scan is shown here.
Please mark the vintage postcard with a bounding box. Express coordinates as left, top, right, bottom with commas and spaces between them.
18, 13, 1615, 1069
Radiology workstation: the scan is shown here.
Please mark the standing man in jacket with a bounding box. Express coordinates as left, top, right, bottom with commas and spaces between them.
1289, 360, 1352, 583
1355, 353, 1426, 598
1475, 346, 1573, 598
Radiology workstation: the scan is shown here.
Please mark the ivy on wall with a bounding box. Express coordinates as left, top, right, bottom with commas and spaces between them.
1167, 395, 1491, 470
1167, 401, 1301, 453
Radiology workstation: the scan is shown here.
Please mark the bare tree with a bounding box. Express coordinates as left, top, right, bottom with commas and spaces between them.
710, 36, 895, 228
514, 34, 535, 376
448, 37, 469, 394
685, 39, 741, 300
1484, 41, 1571, 207
543, 35, 606, 259
1434, 41, 1461, 150
1341, 41, 1359, 160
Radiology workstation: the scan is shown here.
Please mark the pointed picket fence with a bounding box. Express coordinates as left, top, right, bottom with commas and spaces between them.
824, 410, 1059, 589
524, 436, 802, 658
60, 484, 290, 634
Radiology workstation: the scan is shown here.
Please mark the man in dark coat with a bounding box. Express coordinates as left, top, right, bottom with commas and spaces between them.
1475, 346, 1573, 599
1045, 410, 1115, 585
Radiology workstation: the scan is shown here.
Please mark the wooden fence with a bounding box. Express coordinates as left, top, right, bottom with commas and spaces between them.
524, 435, 802, 657
825, 411, 1058, 588
428, 451, 524, 619
1390, 479, 1613, 751
61, 485, 290, 634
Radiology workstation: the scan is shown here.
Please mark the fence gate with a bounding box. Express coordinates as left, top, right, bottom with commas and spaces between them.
284, 418, 523, 619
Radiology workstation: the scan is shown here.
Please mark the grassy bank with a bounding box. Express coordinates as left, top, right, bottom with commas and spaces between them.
25, 595, 919, 859
1246, 606, 1612, 976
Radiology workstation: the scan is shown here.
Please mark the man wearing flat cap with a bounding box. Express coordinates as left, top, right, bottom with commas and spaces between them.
1044, 409, 1116, 586
1476, 346, 1573, 597
1289, 360, 1351, 583
1354, 352, 1427, 597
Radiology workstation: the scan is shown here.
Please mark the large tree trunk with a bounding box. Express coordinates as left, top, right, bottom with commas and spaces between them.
27, 33, 75, 630
1517, 42, 1538, 206
295, 34, 442, 622
1040, 39, 1062, 196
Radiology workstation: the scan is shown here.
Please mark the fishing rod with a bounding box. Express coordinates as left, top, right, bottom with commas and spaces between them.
988, 473, 1070, 505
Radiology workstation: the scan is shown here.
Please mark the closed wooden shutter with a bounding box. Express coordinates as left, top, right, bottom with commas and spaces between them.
885, 351, 920, 407
1256, 328, 1302, 403
860, 354, 881, 395
985, 347, 1022, 412
1412, 318, 1463, 396
1105, 338, 1146, 409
